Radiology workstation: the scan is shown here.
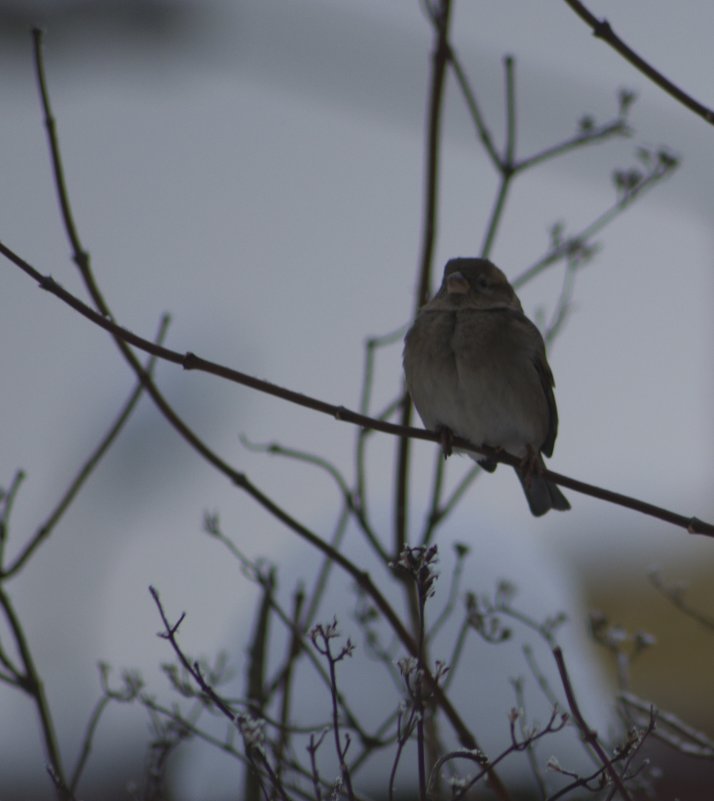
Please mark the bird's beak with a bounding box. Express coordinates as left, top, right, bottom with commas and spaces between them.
446, 271, 469, 295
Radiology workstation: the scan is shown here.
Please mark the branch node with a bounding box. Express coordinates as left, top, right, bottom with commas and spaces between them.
183, 351, 198, 370
230, 471, 248, 489
38, 274, 57, 292
592, 18, 612, 39
687, 517, 705, 534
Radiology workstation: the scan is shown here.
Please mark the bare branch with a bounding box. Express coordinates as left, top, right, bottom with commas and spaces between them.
2, 241, 711, 539
1, 315, 170, 580
648, 568, 714, 632
562, 0, 714, 126
620, 692, 714, 758
0, 587, 72, 799
394, 0, 453, 565
240, 436, 388, 562
553, 646, 633, 800
481, 56, 517, 259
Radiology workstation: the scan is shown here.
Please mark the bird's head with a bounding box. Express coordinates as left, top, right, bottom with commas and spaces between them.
435, 258, 523, 312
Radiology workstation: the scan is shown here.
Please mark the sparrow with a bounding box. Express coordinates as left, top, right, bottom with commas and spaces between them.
403, 257, 570, 516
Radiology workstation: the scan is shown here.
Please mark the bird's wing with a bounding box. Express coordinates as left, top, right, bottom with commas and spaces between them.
499, 309, 559, 457
528, 324, 559, 458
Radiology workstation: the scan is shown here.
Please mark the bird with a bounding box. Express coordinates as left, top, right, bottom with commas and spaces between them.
403, 257, 570, 516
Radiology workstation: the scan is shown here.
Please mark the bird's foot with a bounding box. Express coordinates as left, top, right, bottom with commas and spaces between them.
478, 444, 502, 473
437, 426, 454, 459
518, 446, 542, 488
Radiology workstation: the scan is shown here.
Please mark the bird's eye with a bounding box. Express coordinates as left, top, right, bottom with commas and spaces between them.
476, 275, 490, 290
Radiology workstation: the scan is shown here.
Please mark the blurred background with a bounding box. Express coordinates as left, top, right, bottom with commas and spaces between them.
1, 0, 713, 798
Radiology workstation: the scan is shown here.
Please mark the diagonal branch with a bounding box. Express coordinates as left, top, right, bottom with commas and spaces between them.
1, 237, 712, 538
553, 646, 633, 800
562, 0, 714, 126
1, 315, 170, 580
0, 586, 73, 799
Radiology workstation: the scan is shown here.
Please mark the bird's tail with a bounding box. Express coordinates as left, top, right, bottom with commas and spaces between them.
515, 466, 570, 517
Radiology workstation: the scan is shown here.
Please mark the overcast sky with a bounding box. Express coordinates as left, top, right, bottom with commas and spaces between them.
1, 1, 713, 796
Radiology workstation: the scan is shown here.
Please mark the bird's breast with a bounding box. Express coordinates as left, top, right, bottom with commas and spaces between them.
404, 309, 548, 456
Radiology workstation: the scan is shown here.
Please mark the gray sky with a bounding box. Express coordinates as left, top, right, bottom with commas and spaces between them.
1, 0, 713, 796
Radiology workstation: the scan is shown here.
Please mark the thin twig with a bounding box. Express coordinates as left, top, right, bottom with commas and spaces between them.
0, 587, 72, 800
207, 521, 376, 746
421, 0, 502, 169
32, 29, 86, 267
0, 471, 25, 573
273, 587, 304, 796
433, 705, 568, 801
543, 258, 580, 345
620, 691, 714, 758
436, 14, 630, 175
428, 463, 482, 534
388, 703, 418, 801
444, 45, 502, 168
1, 315, 169, 580
240, 436, 388, 563
561, 0, 714, 126
481, 56, 517, 259
243, 568, 274, 801
427, 544, 469, 639
310, 622, 356, 800
553, 646, 633, 800
515, 117, 629, 173
513, 154, 677, 289
419, 448, 446, 546
523, 644, 561, 709
648, 568, 714, 632
68, 695, 111, 793
150, 587, 291, 801
511, 679, 549, 801
356, 326, 405, 522
395, 0, 453, 560
300, 506, 351, 635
